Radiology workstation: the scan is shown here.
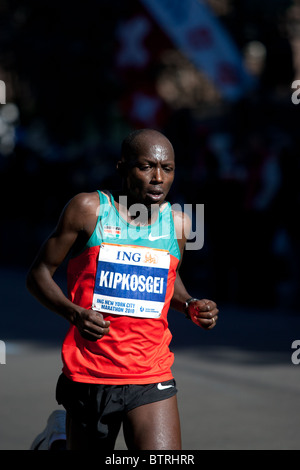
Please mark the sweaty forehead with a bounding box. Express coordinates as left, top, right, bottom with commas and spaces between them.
143, 143, 174, 162
127, 131, 175, 163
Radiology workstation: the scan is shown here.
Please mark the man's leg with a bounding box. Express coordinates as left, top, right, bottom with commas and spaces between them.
66, 412, 122, 450
123, 395, 181, 450
57, 374, 122, 450
66, 412, 88, 450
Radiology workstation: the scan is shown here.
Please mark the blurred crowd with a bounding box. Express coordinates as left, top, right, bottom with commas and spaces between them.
1, 0, 300, 310
165, 101, 300, 309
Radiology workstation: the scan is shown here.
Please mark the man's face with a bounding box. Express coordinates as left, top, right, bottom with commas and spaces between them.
124, 139, 175, 206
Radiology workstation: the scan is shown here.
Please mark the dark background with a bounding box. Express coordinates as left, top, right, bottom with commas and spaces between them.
1, 0, 300, 315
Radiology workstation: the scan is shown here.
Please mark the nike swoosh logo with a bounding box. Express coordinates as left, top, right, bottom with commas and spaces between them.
157, 382, 174, 390
149, 234, 169, 241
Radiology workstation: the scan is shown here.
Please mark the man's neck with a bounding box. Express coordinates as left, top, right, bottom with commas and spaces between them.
112, 190, 159, 226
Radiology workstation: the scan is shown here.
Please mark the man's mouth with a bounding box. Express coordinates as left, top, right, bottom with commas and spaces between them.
146, 189, 164, 202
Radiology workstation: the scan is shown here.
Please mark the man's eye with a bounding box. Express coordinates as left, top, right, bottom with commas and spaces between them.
139, 165, 151, 170
163, 167, 173, 172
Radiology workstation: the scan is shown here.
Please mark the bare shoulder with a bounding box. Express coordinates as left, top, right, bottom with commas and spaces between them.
172, 207, 192, 242
68, 191, 100, 215
59, 191, 100, 232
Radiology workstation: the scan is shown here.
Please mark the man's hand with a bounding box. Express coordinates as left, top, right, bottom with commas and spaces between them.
73, 308, 110, 341
187, 299, 219, 329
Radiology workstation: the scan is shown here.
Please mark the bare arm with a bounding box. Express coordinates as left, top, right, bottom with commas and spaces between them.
26, 192, 110, 341
171, 209, 218, 329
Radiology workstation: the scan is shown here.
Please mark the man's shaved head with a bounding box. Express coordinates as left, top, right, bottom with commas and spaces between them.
121, 129, 174, 163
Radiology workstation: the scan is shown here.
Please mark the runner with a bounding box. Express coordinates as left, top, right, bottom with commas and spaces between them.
27, 128, 219, 450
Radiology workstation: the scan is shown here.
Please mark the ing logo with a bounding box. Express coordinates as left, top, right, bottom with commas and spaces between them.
144, 252, 158, 264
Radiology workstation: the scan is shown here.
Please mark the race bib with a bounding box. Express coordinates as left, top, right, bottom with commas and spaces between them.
92, 243, 170, 318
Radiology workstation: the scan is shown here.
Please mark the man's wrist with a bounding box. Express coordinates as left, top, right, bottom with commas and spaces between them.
63, 302, 82, 325
184, 297, 199, 319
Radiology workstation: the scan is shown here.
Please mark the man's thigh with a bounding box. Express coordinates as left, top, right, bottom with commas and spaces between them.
56, 374, 123, 450
123, 395, 181, 450
66, 412, 122, 450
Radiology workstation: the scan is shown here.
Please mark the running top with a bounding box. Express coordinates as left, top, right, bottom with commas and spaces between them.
61, 190, 181, 384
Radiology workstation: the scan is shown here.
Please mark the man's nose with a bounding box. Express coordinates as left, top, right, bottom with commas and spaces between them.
151, 167, 163, 183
